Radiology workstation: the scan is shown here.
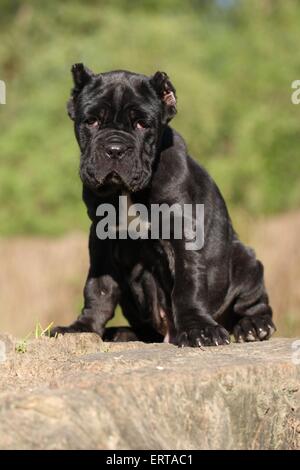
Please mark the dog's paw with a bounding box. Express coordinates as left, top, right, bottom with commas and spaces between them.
233, 314, 276, 343
50, 323, 95, 337
103, 327, 139, 342
50, 326, 74, 337
177, 325, 230, 348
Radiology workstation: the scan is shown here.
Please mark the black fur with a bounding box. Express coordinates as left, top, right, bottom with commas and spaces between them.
51, 65, 276, 347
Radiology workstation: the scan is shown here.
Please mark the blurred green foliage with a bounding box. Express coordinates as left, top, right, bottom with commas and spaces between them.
0, 0, 300, 234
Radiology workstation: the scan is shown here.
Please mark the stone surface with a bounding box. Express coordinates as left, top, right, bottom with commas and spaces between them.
0, 334, 299, 449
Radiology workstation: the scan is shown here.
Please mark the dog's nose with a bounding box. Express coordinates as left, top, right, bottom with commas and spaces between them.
104, 143, 128, 160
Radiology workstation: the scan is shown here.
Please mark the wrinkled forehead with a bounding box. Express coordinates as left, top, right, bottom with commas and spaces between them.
79, 72, 158, 114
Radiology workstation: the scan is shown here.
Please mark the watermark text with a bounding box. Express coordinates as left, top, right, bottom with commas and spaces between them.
95, 197, 204, 250
0, 80, 6, 104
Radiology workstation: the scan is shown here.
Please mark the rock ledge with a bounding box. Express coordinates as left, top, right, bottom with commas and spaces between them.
0, 334, 299, 449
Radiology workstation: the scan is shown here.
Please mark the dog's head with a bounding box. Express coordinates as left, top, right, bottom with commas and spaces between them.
67, 64, 177, 194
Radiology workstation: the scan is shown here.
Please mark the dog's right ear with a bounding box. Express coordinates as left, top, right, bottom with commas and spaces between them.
150, 71, 177, 124
67, 63, 94, 120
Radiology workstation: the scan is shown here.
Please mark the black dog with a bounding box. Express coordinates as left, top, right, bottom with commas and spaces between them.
51, 64, 276, 347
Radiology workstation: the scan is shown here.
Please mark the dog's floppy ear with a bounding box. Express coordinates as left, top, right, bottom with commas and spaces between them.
150, 71, 177, 124
67, 63, 94, 120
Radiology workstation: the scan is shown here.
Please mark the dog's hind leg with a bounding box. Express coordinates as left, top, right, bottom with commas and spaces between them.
229, 240, 276, 342
102, 326, 139, 342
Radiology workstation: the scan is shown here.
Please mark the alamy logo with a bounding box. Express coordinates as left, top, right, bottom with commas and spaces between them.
291, 339, 300, 365
95, 196, 205, 250
0, 80, 6, 104
0, 340, 6, 363
291, 80, 300, 104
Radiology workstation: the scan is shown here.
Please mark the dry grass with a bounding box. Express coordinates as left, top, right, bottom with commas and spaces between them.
0, 233, 87, 337
0, 212, 299, 338
249, 211, 300, 337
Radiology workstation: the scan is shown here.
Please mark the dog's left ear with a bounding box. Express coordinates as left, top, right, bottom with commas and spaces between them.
67, 63, 95, 120
150, 71, 177, 124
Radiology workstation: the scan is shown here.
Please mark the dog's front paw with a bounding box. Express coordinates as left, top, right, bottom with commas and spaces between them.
176, 325, 230, 348
50, 322, 97, 337
233, 314, 276, 343
50, 326, 75, 337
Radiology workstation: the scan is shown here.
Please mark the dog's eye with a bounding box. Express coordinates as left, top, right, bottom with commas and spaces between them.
86, 119, 99, 129
135, 120, 147, 130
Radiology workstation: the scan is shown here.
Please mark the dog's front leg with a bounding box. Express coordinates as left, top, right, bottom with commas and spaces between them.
51, 232, 120, 337
171, 242, 230, 347
51, 271, 120, 337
